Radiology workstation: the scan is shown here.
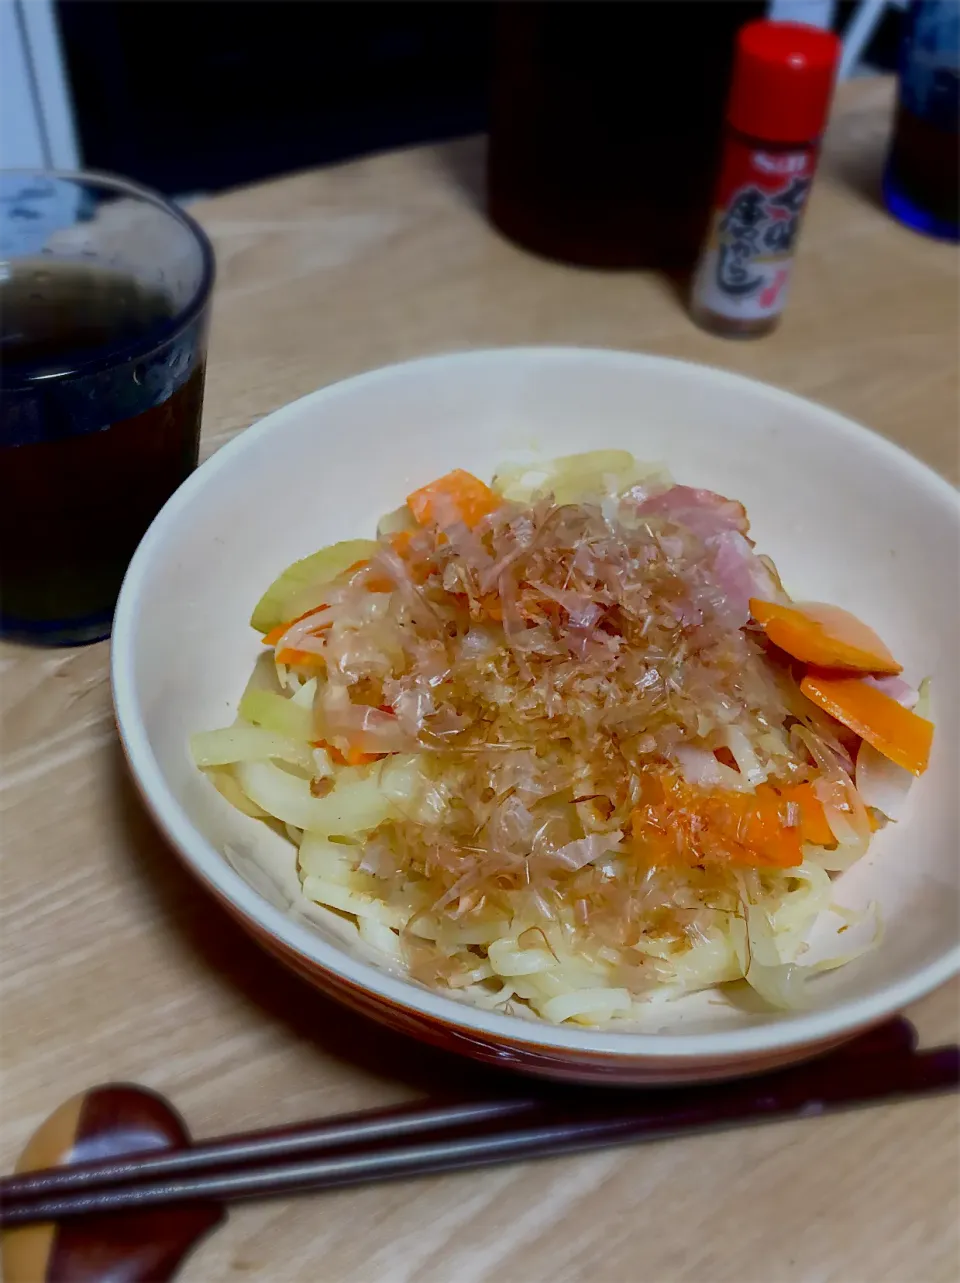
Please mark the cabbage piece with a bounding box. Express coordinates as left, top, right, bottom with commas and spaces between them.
206, 767, 271, 818
915, 676, 932, 721
250, 539, 379, 633
377, 505, 418, 539
290, 676, 318, 710
190, 725, 315, 771
237, 688, 314, 742
493, 451, 670, 505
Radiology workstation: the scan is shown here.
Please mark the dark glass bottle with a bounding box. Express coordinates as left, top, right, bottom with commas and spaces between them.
883, 0, 959, 242
487, 0, 766, 270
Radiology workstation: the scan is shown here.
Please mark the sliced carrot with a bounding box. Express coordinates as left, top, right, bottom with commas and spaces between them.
479, 593, 503, 622
310, 738, 382, 767
388, 530, 415, 556
705, 784, 804, 867
631, 774, 803, 869
749, 599, 902, 675
407, 469, 500, 529
800, 672, 933, 776
275, 648, 326, 670
345, 555, 401, 594
631, 771, 839, 866
262, 605, 328, 648
520, 595, 562, 624
775, 782, 834, 847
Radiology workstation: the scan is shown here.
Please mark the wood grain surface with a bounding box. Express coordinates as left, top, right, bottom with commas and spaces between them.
2, 78, 958, 1283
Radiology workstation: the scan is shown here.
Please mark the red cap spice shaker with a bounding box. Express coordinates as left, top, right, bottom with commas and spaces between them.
690, 20, 841, 338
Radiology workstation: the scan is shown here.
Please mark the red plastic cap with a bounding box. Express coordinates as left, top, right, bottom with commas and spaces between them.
726, 20, 841, 144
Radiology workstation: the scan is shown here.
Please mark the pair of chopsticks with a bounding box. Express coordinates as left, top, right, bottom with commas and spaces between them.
2, 1019, 956, 1227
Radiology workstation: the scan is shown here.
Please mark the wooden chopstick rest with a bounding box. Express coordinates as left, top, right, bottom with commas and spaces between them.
1, 1084, 223, 1283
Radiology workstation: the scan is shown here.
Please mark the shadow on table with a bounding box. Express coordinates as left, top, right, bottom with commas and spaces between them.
822, 89, 891, 212
109, 743, 519, 1101
432, 134, 487, 214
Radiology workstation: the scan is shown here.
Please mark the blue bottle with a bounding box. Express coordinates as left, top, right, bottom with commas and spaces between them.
883, 0, 959, 241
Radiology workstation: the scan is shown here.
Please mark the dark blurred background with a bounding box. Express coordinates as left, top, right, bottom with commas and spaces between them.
57, 0, 905, 198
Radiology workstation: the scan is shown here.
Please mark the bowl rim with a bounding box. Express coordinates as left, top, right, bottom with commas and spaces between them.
111, 346, 960, 1059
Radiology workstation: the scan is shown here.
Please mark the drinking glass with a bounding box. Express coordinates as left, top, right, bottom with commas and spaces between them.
0, 169, 215, 644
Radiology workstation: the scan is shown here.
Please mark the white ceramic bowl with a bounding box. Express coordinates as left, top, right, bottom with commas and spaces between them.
112, 348, 960, 1084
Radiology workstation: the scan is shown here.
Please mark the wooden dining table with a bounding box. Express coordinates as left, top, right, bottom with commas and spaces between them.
2, 77, 957, 1282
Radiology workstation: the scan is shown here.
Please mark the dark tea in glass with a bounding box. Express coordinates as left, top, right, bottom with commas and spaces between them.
0, 171, 214, 645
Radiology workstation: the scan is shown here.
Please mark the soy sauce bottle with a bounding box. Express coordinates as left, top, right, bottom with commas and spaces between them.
487, 0, 766, 270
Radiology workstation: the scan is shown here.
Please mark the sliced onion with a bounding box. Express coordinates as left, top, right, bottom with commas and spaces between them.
792, 724, 851, 783
724, 725, 767, 786
855, 740, 913, 821
811, 775, 872, 866
746, 900, 882, 1010
276, 608, 332, 654
460, 626, 499, 660
317, 684, 412, 753
863, 675, 918, 708
674, 745, 724, 788
235, 759, 392, 835
741, 899, 813, 1010
746, 960, 813, 1010
548, 832, 623, 872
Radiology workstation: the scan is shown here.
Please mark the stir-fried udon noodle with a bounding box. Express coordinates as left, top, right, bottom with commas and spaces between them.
192, 452, 933, 1025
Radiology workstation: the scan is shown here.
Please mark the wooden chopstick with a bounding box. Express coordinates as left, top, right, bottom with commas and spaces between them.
2, 1039, 955, 1227
0, 1014, 919, 1208
0, 1096, 537, 1201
